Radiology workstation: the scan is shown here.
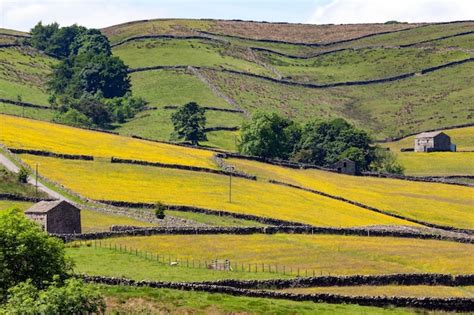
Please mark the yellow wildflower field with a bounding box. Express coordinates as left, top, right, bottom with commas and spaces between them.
103, 234, 474, 275
20, 155, 416, 228
0, 114, 216, 169
227, 158, 474, 230
381, 126, 474, 176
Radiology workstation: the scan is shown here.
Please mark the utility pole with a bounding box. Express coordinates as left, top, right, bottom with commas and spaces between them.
35, 164, 38, 197
227, 166, 234, 203
229, 172, 232, 203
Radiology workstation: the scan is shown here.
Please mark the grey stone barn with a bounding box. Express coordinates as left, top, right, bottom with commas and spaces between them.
414, 131, 455, 152
331, 159, 356, 175
25, 200, 81, 234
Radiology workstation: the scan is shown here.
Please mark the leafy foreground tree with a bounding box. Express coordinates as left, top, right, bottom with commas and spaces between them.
171, 102, 207, 145
0, 209, 105, 312
2, 278, 105, 315
239, 111, 300, 159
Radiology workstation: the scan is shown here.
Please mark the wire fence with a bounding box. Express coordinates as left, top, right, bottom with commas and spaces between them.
68, 240, 329, 278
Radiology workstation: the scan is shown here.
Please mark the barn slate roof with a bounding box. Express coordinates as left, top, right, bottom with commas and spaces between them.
415, 131, 446, 139
25, 200, 79, 214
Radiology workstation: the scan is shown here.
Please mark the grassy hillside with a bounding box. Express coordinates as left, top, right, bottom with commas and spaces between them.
382, 126, 474, 176
203, 61, 474, 138
0, 165, 47, 198
0, 47, 55, 105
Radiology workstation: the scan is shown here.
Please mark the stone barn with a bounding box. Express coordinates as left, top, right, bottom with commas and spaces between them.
331, 159, 356, 175
25, 200, 81, 234
414, 131, 455, 152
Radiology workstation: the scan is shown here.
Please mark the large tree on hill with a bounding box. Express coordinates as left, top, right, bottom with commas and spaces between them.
238, 112, 301, 159
292, 118, 374, 172
171, 102, 207, 145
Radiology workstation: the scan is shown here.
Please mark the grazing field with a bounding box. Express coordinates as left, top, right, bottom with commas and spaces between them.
261, 48, 470, 83
129, 69, 232, 108
113, 38, 271, 75
412, 33, 474, 50
382, 126, 474, 176
166, 210, 265, 227
67, 246, 289, 282
280, 285, 474, 298
100, 285, 414, 315
338, 22, 474, 48
0, 200, 33, 211
19, 155, 416, 228
0, 47, 55, 105
0, 114, 217, 169
0, 102, 55, 121
227, 158, 474, 230
205, 61, 474, 138
88, 234, 474, 275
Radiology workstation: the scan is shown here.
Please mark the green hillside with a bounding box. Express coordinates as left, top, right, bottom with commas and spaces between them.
0, 20, 473, 149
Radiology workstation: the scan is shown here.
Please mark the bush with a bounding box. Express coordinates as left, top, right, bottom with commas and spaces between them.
17, 168, 29, 184
1, 278, 105, 314
155, 202, 167, 219
370, 148, 405, 175
0, 209, 72, 301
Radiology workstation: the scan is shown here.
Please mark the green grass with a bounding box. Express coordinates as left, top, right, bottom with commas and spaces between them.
262, 47, 471, 83
166, 210, 265, 227
83, 234, 474, 276
129, 69, 232, 108
413, 33, 474, 50
0, 200, 33, 211
113, 38, 271, 75
340, 22, 474, 48
100, 285, 415, 314
67, 246, 290, 282
0, 47, 56, 105
0, 102, 55, 121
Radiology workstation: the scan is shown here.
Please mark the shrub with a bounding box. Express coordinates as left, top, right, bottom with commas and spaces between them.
17, 168, 29, 184
155, 201, 167, 219
1, 278, 105, 314
0, 209, 72, 301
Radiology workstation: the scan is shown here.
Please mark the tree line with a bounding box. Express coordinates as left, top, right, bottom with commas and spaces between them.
28, 22, 147, 128
171, 104, 403, 175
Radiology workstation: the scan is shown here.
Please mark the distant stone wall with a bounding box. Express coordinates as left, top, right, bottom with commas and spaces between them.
362, 172, 474, 188
56, 222, 473, 244
110, 157, 256, 180
80, 275, 474, 312
196, 273, 474, 289
0, 193, 55, 203
10, 148, 94, 161
0, 98, 49, 109
163, 105, 244, 113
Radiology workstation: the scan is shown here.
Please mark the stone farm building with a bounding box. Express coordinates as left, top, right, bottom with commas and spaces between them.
414, 131, 455, 152
331, 159, 356, 175
25, 200, 81, 234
